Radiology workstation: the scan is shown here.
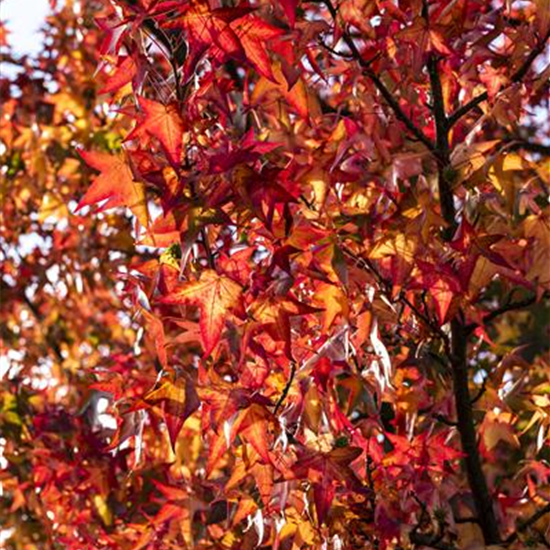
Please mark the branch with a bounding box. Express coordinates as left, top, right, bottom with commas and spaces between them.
482, 294, 537, 324
505, 139, 550, 157
126, 0, 187, 100
410, 532, 458, 550
274, 361, 297, 415
448, 28, 550, 128
465, 294, 539, 334
318, 37, 354, 60
321, 0, 435, 153
505, 503, 550, 544
427, 53, 456, 233
433, 413, 457, 427
454, 516, 479, 524
419, 10, 500, 542
421, 0, 455, 233
450, 320, 502, 544
470, 374, 488, 405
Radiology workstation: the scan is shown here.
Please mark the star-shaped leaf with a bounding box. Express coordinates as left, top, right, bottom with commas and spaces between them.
127, 97, 185, 167
231, 16, 284, 82
145, 375, 200, 450
160, 270, 242, 355
76, 149, 148, 226
291, 446, 363, 525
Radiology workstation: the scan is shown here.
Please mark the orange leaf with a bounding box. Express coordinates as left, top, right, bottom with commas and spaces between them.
313, 282, 349, 331
235, 404, 272, 464
145, 376, 200, 449
205, 430, 230, 478
250, 462, 273, 506
160, 270, 242, 356
128, 97, 185, 166
77, 149, 148, 226
99, 56, 136, 95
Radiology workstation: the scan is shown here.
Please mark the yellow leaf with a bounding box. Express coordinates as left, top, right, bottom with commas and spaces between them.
313, 282, 349, 331
370, 233, 416, 262
451, 140, 499, 178
38, 192, 68, 223
93, 494, 112, 526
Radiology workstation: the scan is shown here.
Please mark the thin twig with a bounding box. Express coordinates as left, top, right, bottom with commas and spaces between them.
274, 361, 297, 415
470, 374, 488, 405
505, 503, 550, 544
318, 37, 354, 60
454, 516, 479, 524
433, 413, 458, 427
465, 294, 539, 334
341, 246, 451, 352
504, 139, 550, 157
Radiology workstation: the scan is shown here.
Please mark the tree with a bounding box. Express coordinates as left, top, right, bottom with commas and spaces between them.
1, 0, 549, 548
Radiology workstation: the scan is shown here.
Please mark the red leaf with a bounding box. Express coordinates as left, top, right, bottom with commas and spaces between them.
99, 56, 136, 95
231, 16, 283, 82
278, 0, 298, 26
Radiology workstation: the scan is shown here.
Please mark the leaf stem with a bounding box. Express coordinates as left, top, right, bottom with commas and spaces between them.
200, 227, 215, 269
274, 361, 297, 415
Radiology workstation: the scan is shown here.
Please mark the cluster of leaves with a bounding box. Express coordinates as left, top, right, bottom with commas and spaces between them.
1, 0, 550, 549
0, 2, 155, 548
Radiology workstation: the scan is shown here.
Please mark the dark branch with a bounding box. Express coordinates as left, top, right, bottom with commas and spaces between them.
318, 37, 354, 60
482, 295, 537, 325
505, 503, 550, 544
421, 1, 455, 233
505, 139, 550, 157
274, 361, 297, 415
433, 413, 458, 427
410, 532, 458, 550
450, 320, 502, 544
465, 294, 538, 334
427, 53, 456, 233
470, 374, 488, 405
454, 516, 479, 524
421, 14, 500, 540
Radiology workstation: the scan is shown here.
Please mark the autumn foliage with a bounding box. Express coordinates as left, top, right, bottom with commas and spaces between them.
1, 0, 550, 549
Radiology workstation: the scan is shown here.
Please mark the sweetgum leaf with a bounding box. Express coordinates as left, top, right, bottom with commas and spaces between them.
159, 270, 242, 356
76, 149, 148, 226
